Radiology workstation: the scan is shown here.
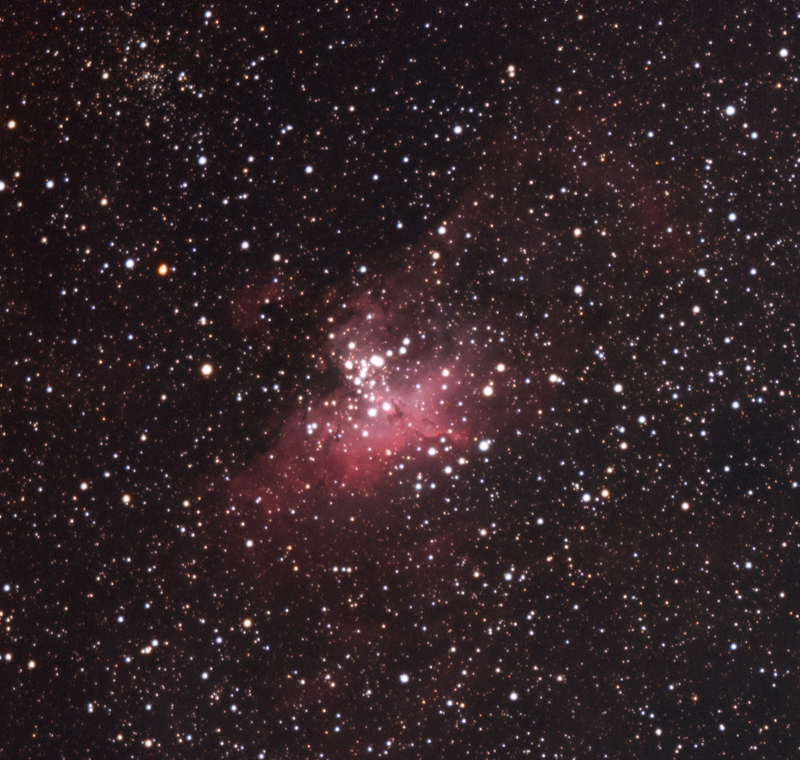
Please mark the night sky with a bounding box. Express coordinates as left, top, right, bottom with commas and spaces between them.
3, 2, 800, 758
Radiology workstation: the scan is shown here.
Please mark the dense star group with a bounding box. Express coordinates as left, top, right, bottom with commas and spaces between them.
231, 262, 521, 513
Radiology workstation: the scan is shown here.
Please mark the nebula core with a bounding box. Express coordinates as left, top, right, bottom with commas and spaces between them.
229, 254, 533, 517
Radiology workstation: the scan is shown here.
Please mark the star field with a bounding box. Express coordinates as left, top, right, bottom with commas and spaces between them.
3, 2, 800, 758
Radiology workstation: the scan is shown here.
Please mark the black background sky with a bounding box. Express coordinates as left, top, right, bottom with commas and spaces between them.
3, 2, 800, 758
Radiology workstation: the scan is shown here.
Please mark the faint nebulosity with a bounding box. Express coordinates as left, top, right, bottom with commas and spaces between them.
3, 2, 800, 758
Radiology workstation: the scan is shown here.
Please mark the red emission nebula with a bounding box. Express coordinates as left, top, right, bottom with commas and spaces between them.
228, 255, 526, 518
226, 123, 676, 521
